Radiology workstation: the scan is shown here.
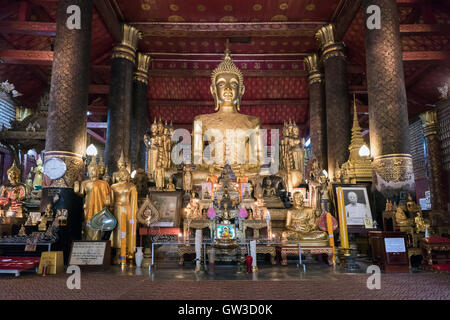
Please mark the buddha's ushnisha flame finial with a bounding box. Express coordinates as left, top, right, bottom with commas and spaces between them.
211, 38, 244, 94
7, 160, 20, 176
117, 149, 125, 168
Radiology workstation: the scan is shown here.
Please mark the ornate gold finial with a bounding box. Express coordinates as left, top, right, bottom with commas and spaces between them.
304, 53, 322, 85
117, 150, 126, 169
134, 52, 152, 84
7, 160, 20, 177
112, 24, 143, 64
315, 24, 344, 61
211, 41, 244, 98
420, 111, 438, 137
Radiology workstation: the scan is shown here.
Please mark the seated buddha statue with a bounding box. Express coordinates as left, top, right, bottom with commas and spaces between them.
192, 44, 263, 181
263, 178, 277, 198
281, 192, 328, 245
395, 206, 414, 227
0, 161, 28, 215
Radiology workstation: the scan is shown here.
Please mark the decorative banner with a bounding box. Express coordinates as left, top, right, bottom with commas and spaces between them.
336, 187, 349, 250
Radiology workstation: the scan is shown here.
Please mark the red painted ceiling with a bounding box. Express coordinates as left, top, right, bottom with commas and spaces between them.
0, 0, 449, 134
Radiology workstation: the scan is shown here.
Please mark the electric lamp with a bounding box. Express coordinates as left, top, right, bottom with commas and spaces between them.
86, 144, 98, 157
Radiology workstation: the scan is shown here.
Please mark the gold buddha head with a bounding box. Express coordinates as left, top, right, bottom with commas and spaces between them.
151, 118, 158, 134
7, 161, 20, 184
157, 117, 164, 134
210, 46, 244, 112
293, 192, 304, 208
87, 158, 99, 180
36, 158, 43, 166
117, 167, 130, 183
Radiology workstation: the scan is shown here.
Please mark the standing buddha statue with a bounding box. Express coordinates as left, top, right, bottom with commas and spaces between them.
32, 158, 43, 190
74, 158, 113, 240
111, 165, 138, 265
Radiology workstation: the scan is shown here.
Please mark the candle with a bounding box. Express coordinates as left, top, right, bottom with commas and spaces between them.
250, 240, 257, 268
326, 212, 336, 265
336, 186, 349, 250
195, 229, 202, 270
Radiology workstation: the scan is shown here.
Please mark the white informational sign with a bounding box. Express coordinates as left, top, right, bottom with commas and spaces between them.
153, 221, 174, 227
384, 238, 406, 253
69, 241, 107, 265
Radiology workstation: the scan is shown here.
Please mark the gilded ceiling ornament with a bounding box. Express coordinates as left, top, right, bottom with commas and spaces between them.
190, 41, 197, 46
168, 15, 185, 22
220, 16, 238, 22
141, 3, 151, 11
271, 14, 288, 22
197, 5, 206, 12
224, 4, 233, 11
280, 3, 288, 10
270, 40, 277, 46
282, 41, 288, 46
253, 4, 262, 11
293, 40, 300, 46
202, 41, 209, 47
155, 40, 163, 46
179, 41, 186, 46
306, 4, 315, 11
260, 41, 266, 45
169, 4, 179, 11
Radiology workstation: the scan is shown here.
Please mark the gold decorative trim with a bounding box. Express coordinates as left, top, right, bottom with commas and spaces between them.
112, 24, 142, 63
372, 154, 414, 191
134, 53, 152, 84
316, 24, 345, 61
420, 111, 439, 137
304, 53, 323, 85
42, 151, 84, 189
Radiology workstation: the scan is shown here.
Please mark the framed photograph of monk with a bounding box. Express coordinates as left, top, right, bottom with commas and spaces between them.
332, 184, 373, 226
149, 191, 182, 227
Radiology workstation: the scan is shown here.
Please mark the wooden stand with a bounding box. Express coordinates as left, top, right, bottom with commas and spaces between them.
369, 231, 410, 273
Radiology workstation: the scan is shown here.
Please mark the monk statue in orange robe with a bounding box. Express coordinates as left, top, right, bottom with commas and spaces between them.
111, 166, 138, 265
74, 157, 112, 241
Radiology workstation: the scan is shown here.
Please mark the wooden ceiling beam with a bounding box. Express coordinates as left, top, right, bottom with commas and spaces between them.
332, 0, 362, 41
93, 0, 121, 43
0, 49, 53, 64
0, 2, 19, 21
400, 24, 450, 35
148, 99, 309, 107
88, 84, 109, 95
402, 51, 450, 61
131, 22, 326, 38
0, 21, 56, 36
87, 129, 106, 144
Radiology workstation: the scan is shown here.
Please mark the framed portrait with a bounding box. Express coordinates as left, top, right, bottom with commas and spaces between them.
332, 184, 373, 227
240, 183, 251, 198
149, 191, 182, 227
201, 182, 212, 199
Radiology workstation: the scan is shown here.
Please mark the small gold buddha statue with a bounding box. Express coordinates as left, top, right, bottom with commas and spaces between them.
415, 211, 430, 233
166, 176, 176, 191
281, 192, 328, 245
192, 43, 263, 176
38, 214, 47, 231
263, 179, 277, 198
32, 158, 43, 190
0, 161, 28, 215
395, 206, 414, 227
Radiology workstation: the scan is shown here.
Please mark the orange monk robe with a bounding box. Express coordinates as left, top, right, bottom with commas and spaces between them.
207, 175, 218, 197
86, 180, 112, 222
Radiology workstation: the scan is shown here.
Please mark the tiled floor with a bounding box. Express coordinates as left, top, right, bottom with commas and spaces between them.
1, 258, 449, 300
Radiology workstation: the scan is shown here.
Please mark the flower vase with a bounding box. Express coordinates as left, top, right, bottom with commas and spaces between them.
135, 247, 144, 267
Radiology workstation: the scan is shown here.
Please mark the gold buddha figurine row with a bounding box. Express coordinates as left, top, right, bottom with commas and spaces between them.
74, 154, 138, 265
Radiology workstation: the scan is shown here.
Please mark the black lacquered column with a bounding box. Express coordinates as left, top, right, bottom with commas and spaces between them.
104, 24, 142, 174
43, 0, 93, 260
304, 53, 327, 171
130, 53, 151, 171
316, 24, 351, 180
364, 0, 415, 201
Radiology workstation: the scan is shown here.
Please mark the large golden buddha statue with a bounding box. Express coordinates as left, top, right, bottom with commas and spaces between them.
281, 192, 328, 245
192, 45, 263, 180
